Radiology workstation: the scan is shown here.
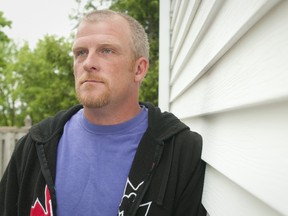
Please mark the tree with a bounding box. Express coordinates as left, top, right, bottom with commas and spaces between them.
0, 0, 159, 126
0, 11, 11, 43
0, 11, 78, 126
0, 11, 14, 126
0, 42, 20, 126
12, 36, 77, 125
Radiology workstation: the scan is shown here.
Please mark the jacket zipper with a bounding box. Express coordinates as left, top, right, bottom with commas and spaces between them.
156, 137, 174, 206
35, 143, 57, 215
127, 141, 164, 216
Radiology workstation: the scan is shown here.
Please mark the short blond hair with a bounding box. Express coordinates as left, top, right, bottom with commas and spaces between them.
80, 9, 150, 60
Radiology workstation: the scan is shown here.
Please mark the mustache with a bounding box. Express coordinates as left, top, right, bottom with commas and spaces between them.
77, 75, 108, 85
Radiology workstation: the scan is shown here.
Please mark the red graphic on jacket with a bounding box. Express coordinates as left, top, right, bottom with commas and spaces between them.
30, 185, 53, 216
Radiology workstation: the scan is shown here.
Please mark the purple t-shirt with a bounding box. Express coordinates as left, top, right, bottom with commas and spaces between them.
55, 107, 148, 215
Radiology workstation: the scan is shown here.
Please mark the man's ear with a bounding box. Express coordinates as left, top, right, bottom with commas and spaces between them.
134, 57, 149, 82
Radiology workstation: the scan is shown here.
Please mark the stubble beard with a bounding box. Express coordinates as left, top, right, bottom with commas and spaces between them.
75, 80, 111, 109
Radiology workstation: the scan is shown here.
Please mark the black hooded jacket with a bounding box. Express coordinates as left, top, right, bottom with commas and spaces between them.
0, 103, 206, 216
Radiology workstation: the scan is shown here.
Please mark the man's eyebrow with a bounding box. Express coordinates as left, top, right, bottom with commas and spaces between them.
72, 46, 86, 53
71, 39, 124, 54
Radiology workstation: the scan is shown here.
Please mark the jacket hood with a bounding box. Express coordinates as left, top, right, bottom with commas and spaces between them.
142, 102, 189, 141
29, 102, 189, 143
29, 105, 83, 143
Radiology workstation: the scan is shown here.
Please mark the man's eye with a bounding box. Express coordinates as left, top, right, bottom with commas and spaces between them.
102, 48, 113, 54
75, 50, 87, 57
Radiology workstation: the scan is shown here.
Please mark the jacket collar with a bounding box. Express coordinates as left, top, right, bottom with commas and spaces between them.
142, 102, 189, 140
119, 102, 189, 215
29, 105, 83, 143
30, 102, 189, 144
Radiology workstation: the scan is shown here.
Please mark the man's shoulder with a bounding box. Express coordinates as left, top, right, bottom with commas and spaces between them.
29, 105, 83, 143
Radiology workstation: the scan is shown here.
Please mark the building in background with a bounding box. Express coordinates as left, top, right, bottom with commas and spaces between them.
159, 0, 288, 215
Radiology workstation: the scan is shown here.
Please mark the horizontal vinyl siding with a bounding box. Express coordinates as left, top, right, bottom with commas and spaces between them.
170, 0, 281, 102
203, 165, 283, 216
159, 0, 288, 215
184, 100, 288, 215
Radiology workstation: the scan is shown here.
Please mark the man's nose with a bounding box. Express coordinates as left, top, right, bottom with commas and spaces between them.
83, 53, 100, 72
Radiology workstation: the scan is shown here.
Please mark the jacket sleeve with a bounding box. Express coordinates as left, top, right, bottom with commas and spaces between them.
173, 131, 207, 216
0, 135, 27, 216
174, 158, 206, 215
0, 152, 19, 216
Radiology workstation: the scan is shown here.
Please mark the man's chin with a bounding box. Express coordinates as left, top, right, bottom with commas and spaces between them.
77, 94, 110, 109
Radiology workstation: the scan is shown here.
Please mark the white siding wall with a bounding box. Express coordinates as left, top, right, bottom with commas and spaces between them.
159, 0, 288, 215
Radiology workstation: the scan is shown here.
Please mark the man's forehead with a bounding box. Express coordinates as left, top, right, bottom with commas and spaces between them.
72, 28, 126, 51
76, 18, 129, 38
73, 35, 120, 47
72, 17, 133, 53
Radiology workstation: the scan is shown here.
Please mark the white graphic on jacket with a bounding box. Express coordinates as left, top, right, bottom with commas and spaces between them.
118, 178, 152, 216
30, 185, 53, 216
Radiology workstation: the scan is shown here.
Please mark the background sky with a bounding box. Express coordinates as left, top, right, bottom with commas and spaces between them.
0, 0, 109, 48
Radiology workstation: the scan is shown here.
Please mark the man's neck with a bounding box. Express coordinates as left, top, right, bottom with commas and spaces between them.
83, 103, 142, 125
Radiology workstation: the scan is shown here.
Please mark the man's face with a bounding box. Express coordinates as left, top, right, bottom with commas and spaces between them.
72, 17, 137, 109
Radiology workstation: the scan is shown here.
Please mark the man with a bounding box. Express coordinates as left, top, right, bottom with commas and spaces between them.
0, 10, 206, 216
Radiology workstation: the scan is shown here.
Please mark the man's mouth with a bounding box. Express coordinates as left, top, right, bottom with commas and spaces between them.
81, 79, 104, 84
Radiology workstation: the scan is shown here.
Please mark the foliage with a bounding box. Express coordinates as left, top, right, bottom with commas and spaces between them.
0, 12, 13, 126
0, 11, 11, 43
12, 36, 77, 125
0, 36, 77, 126
0, 43, 19, 126
0, 0, 159, 126
1, 10, 77, 126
